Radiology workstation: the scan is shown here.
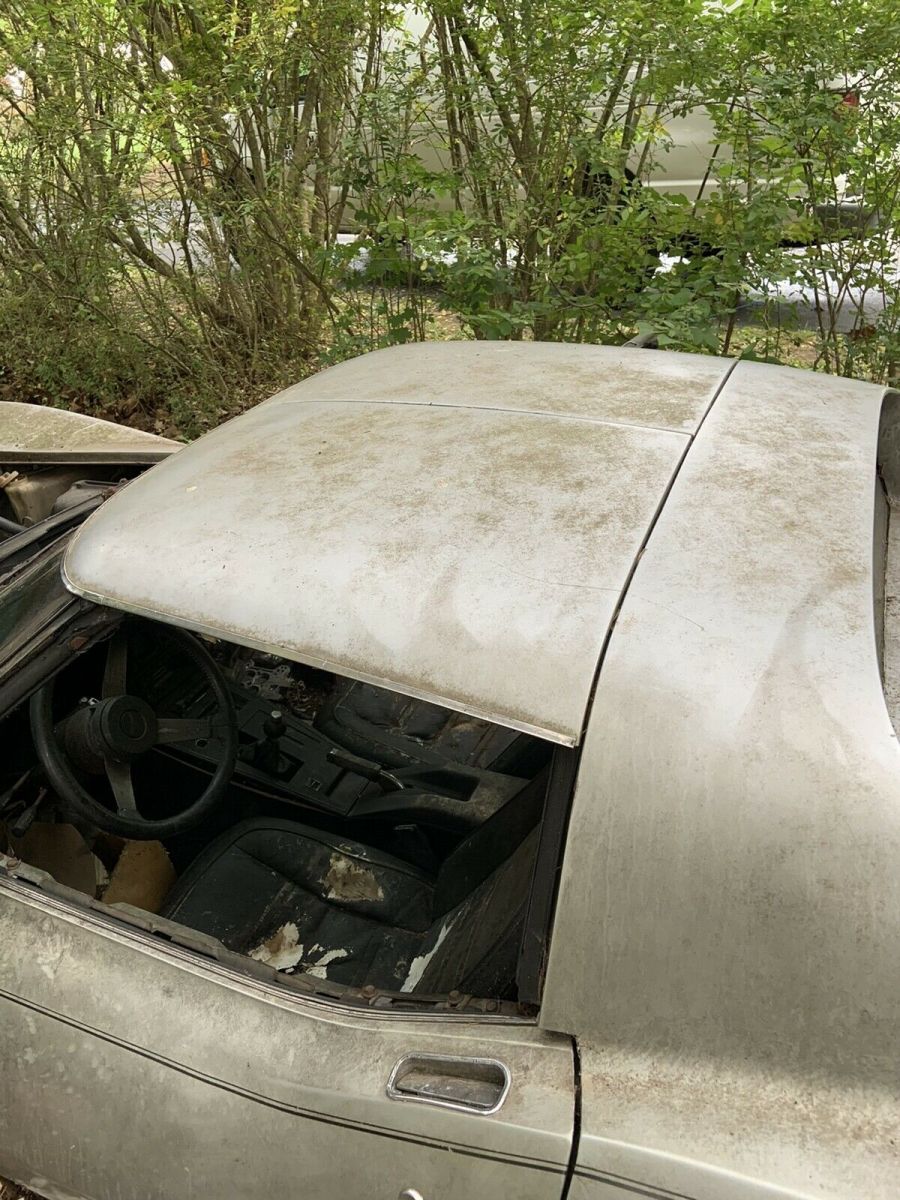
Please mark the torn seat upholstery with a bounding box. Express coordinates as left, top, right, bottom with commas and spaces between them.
162, 771, 548, 995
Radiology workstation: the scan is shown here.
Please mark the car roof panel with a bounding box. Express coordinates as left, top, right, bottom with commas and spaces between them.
63, 350, 713, 743
265, 341, 732, 434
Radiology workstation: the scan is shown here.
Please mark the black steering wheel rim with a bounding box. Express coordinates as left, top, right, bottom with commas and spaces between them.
30, 621, 238, 839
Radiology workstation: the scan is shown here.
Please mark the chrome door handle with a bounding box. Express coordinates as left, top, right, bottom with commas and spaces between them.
386, 1053, 510, 1115
398, 1191, 424, 1200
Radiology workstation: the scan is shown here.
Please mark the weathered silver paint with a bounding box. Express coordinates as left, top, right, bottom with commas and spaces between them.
4, 346, 897, 1198
263, 342, 733, 434
0, 401, 181, 464
0, 877, 574, 1200
63, 344, 733, 745
542, 362, 900, 1196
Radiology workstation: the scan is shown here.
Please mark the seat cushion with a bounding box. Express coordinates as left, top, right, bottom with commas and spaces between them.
162, 819, 434, 990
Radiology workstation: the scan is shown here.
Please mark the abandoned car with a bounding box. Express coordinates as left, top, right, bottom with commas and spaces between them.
0, 342, 898, 1200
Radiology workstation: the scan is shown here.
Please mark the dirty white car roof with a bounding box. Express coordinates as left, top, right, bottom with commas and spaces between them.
0, 401, 182, 463
63, 343, 733, 744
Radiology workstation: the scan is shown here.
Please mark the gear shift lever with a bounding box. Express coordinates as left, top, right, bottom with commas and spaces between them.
253, 709, 286, 775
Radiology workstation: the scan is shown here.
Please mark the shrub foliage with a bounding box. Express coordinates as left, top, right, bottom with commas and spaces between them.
0, 0, 898, 430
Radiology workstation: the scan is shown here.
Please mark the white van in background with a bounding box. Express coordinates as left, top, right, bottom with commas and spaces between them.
226, 6, 867, 240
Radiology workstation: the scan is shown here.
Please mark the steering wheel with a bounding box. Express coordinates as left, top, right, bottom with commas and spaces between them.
30, 622, 238, 839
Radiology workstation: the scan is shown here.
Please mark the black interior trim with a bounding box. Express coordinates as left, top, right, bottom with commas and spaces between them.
516, 746, 581, 1006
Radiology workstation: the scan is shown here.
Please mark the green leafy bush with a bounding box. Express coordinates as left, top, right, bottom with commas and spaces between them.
0, 0, 897, 433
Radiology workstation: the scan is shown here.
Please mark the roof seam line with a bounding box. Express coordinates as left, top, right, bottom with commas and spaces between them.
576, 354, 740, 740
272, 395, 701, 437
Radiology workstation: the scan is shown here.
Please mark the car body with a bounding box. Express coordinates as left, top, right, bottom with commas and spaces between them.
0, 344, 898, 1200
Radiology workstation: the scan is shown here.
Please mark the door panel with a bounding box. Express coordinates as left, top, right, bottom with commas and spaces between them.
0, 882, 574, 1200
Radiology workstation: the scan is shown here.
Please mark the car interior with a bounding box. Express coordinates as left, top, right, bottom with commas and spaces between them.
0, 601, 564, 1009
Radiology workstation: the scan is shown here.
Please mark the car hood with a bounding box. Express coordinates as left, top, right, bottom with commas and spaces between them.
0, 401, 182, 464
63, 343, 734, 745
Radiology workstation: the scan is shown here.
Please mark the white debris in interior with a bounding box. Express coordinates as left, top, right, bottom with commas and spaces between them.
249, 926, 350, 978
305, 949, 349, 978
401, 919, 454, 993
324, 854, 385, 903
249, 922, 305, 971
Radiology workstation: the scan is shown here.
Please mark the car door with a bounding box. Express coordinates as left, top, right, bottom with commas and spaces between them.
0, 874, 574, 1200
